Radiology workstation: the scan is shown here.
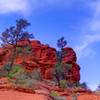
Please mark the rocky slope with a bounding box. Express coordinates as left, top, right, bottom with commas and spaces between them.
0, 39, 80, 82
0, 40, 100, 100
0, 77, 99, 100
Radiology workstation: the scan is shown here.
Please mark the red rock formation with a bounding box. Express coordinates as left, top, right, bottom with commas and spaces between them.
62, 47, 80, 82
0, 40, 80, 82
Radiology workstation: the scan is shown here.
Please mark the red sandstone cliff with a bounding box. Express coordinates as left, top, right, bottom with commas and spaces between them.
0, 40, 80, 82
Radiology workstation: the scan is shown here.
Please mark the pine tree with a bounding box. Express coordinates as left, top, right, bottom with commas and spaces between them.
0, 19, 34, 72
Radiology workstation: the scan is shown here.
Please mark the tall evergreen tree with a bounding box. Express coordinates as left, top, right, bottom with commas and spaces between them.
0, 19, 34, 72
55, 37, 67, 86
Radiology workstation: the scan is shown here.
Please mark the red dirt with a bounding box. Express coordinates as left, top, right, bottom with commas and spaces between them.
0, 90, 48, 100
0, 90, 100, 100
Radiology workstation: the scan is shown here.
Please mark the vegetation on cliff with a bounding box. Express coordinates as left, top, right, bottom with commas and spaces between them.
0, 19, 95, 100
0, 19, 34, 72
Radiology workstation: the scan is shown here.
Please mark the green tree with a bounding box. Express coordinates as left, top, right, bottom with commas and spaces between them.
0, 19, 34, 72
54, 37, 67, 86
80, 82, 88, 89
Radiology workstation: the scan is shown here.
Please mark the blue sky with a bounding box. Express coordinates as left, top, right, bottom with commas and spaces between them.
0, 0, 100, 90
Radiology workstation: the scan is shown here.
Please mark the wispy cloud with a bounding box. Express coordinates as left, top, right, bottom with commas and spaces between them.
88, 83, 98, 91
0, 0, 31, 14
0, 0, 76, 15
74, 0, 100, 60
87, 0, 100, 32
75, 34, 100, 59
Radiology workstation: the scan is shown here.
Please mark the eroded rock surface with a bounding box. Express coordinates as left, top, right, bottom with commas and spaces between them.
0, 40, 80, 82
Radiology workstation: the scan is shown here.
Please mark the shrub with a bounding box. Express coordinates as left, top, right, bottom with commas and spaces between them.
30, 68, 42, 81
60, 80, 67, 89
0, 19, 34, 69
3, 62, 12, 72
6, 65, 24, 79
0, 62, 13, 77
79, 82, 88, 89
65, 64, 72, 71
50, 91, 59, 98
24, 45, 32, 54
16, 47, 23, 54
12, 71, 38, 90
50, 91, 66, 100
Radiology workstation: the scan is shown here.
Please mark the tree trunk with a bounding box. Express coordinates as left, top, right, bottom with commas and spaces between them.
9, 46, 17, 70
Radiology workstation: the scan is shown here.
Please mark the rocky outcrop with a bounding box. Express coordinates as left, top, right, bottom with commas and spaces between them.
62, 47, 80, 82
0, 40, 80, 82
0, 78, 97, 100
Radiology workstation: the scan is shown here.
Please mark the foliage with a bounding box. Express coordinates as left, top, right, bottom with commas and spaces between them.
17, 45, 33, 65
9, 68, 42, 90
57, 37, 67, 49
0, 63, 12, 77
55, 37, 69, 86
65, 64, 72, 71
55, 62, 64, 82
50, 91, 59, 98
11, 71, 38, 90
24, 45, 32, 54
0, 64, 24, 79
79, 82, 88, 89
0, 19, 34, 70
50, 91, 66, 100
0, 19, 33, 46
74, 81, 80, 87
6, 65, 24, 79
16, 47, 23, 54
59, 80, 67, 89
3, 62, 12, 72
30, 68, 42, 81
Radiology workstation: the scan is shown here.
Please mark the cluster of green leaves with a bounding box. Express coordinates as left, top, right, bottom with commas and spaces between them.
50, 91, 59, 97
0, 19, 34, 46
11, 69, 41, 91
65, 64, 72, 71
3, 62, 12, 72
6, 65, 24, 78
16, 47, 23, 54
50, 91, 60, 100
13, 72, 36, 90
59, 80, 67, 89
0, 64, 24, 78
50, 91, 66, 100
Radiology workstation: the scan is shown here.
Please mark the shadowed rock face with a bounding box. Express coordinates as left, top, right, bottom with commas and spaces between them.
0, 40, 80, 82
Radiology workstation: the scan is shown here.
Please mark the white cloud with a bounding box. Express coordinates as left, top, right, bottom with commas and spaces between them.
87, 1, 100, 32
74, 0, 100, 60
0, 0, 31, 14
0, 0, 77, 15
88, 83, 98, 91
91, 1, 100, 18
75, 34, 100, 60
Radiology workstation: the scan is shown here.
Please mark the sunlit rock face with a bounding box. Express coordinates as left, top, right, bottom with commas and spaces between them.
0, 40, 80, 82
